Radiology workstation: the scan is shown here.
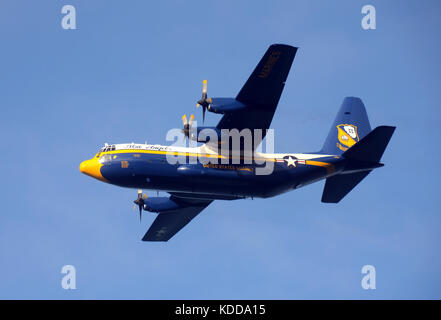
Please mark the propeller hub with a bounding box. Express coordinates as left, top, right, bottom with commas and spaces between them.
181, 114, 195, 140
133, 190, 147, 222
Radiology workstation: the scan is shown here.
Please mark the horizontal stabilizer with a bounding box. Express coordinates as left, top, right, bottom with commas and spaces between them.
322, 125, 395, 203
321, 171, 371, 203
343, 126, 396, 162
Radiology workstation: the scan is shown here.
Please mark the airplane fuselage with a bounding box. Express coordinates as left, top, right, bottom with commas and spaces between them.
80, 143, 344, 200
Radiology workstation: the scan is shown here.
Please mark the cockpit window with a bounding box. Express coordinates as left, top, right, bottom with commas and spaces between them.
100, 145, 116, 153
99, 154, 112, 164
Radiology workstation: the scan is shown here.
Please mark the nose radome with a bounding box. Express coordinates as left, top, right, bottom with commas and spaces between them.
79, 161, 88, 173
79, 158, 108, 182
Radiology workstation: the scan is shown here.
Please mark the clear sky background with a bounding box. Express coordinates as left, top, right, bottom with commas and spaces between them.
0, 0, 440, 299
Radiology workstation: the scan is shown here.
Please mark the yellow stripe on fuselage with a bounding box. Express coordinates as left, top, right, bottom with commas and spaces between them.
305, 160, 335, 174
101, 149, 271, 162
99, 149, 336, 172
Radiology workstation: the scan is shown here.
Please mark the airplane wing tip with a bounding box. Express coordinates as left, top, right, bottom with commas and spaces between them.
141, 197, 213, 242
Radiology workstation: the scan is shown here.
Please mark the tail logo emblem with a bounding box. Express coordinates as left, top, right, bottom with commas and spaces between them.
337, 124, 359, 151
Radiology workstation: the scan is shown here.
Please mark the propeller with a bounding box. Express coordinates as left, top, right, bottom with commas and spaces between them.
196, 80, 211, 123
133, 189, 147, 222
181, 114, 195, 140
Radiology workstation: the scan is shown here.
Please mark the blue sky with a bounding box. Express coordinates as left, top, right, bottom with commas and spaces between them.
0, 0, 440, 299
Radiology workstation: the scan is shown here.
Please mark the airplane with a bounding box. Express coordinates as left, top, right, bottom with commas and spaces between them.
79, 44, 395, 242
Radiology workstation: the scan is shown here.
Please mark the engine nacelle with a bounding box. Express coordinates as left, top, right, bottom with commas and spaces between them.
143, 197, 180, 213
207, 98, 246, 114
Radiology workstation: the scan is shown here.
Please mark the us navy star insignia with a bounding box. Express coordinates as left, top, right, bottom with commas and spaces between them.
284, 156, 297, 167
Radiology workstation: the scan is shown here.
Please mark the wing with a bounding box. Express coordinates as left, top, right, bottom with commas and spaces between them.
216, 44, 297, 140
142, 195, 212, 242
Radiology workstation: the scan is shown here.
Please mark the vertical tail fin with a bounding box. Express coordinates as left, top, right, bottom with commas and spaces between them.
321, 97, 372, 155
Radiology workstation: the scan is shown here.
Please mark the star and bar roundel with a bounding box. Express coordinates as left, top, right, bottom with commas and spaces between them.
275, 155, 306, 167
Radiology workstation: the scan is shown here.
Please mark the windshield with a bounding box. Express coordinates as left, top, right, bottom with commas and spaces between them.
95, 145, 116, 159
100, 145, 116, 152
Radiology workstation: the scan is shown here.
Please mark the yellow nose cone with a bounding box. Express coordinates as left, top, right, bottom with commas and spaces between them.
79, 161, 88, 173
79, 158, 107, 182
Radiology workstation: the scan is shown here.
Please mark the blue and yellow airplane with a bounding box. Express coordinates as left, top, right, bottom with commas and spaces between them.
80, 44, 395, 242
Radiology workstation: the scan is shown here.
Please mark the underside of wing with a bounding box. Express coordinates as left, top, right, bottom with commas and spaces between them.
216, 44, 297, 139
142, 196, 212, 242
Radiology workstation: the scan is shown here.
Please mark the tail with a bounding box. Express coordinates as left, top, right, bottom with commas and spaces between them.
321, 97, 372, 155
320, 97, 395, 203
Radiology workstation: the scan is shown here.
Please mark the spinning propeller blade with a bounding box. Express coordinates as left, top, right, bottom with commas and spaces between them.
196, 80, 210, 123
181, 114, 194, 140
133, 189, 147, 222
